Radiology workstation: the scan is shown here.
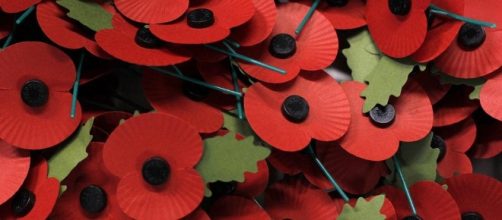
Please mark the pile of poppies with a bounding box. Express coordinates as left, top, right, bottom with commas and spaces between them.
0, 0, 502, 219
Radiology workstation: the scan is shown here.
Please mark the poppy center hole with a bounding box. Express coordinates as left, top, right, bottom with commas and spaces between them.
21, 80, 49, 107
457, 23, 486, 51
269, 33, 297, 59
142, 157, 170, 186
80, 185, 108, 214
326, 0, 349, 7
11, 188, 36, 217
187, 8, 215, 28
282, 95, 309, 123
431, 134, 447, 162
369, 104, 395, 127
461, 212, 483, 220
135, 26, 163, 49
402, 215, 423, 220
388, 0, 411, 16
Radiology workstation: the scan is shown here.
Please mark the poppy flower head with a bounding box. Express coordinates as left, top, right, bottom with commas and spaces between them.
114, 0, 189, 24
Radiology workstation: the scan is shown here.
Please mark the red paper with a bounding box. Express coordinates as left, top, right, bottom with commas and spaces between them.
433, 86, 479, 127
293, 0, 367, 30
0, 141, 30, 205
209, 195, 270, 220
230, 0, 277, 47
114, 0, 188, 24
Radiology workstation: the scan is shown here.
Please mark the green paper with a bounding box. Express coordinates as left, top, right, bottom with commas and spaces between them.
342, 30, 381, 83
196, 132, 270, 197
48, 118, 94, 182
385, 133, 439, 189
57, 0, 113, 32
337, 195, 386, 220
59, 185, 67, 197
437, 72, 486, 100
223, 111, 254, 137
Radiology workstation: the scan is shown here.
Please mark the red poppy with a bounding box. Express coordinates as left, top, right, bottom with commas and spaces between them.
90, 111, 133, 142
445, 174, 502, 220
208, 195, 270, 220
237, 3, 339, 84
366, 0, 431, 58
244, 71, 351, 151
230, 0, 277, 46
150, 0, 256, 45
235, 160, 269, 198
470, 113, 502, 159
0, 141, 30, 205
264, 177, 338, 219
142, 68, 224, 134
433, 86, 479, 127
292, 0, 367, 30
114, 0, 188, 24
411, 0, 464, 62
378, 181, 460, 220
480, 69, 502, 121
413, 71, 451, 105
0, 41, 82, 149
95, 13, 191, 66
333, 196, 397, 220
184, 208, 210, 220
0, 157, 59, 220
267, 148, 311, 176
434, 0, 502, 78
433, 117, 476, 178
36, 1, 111, 59
1, 0, 40, 13
338, 80, 433, 161
102, 113, 204, 220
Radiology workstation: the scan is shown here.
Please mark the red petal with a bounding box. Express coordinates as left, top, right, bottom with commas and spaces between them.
235, 160, 269, 197
294, 0, 366, 30
470, 114, 502, 159
413, 71, 451, 105
114, 0, 188, 24
209, 195, 270, 220
480, 70, 502, 121
433, 86, 479, 127
1, 0, 40, 13
230, 0, 277, 46
0, 141, 30, 205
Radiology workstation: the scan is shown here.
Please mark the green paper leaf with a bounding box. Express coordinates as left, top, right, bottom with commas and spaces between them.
337, 195, 386, 220
48, 118, 94, 182
342, 30, 381, 83
437, 73, 486, 100
56, 0, 113, 32
385, 133, 439, 189
223, 111, 254, 137
196, 132, 270, 197
360, 57, 418, 113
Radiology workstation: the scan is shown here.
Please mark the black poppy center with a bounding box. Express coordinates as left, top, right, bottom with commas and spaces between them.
21, 80, 49, 107
326, 0, 349, 7
282, 95, 309, 123
11, 188, 36, 217
142, 157, 170, 186
431, 134, 447, 162
457, 23, 486, 51
402, 215, 423, 220
462, 212, 483, 220
269, 33, 297, 59
135, 26, 163, 49
388, 0, 412, 16
208, 181, 237, 197
369, 104, 396, 127
182, 77, 210, 101
79, 185, 108, 214
187, 8, 215, 28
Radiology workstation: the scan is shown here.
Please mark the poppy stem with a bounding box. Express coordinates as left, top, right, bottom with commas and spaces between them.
429, 4, 496, 28
171, 65, 184, 76
204, 44, 287, 75
295, 0, 321, 35
2, 6, 34, 49
223, 41, 245, 120
224, 38, 241, 48
16, 6, 35, 25
150, 67, 243, 97
392, 155, 418, 216
70, 51, 85, 118
306, 144, 350, 202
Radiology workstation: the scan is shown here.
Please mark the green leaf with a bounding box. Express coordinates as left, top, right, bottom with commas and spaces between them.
385, 133, 439, 189
342, 30, 381, 83
56, 0, 113, 32
48, 118, 94, 182
337, 195, 386, 220
196, 132, 270, 197
223, 111, 254, 137
437, 72, 486, 100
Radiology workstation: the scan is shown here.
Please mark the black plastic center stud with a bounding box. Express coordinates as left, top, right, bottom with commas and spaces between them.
326, 0, 349, 7
208, 181, 237, 197
187, 8, 215, 28
142, 157, 170, 186
462, 212, 484, 220
79, 185, 107, 214
182, 76, 210, 101
21, 80, 49, 107
369, 104, 396, 127
431, 134, 447, 162
135, 26, 163, 49
269, 34, 297, 59
457, 23, 486, 51
388, 0, 412, 16
11, 188, 35, 217
282, 95, 309, 123
402, 215, 423, 220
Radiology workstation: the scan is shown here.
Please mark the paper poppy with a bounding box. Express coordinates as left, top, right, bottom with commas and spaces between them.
244, 71, 351, 151
264, 177, 338, 219
36, 1, 111, 59
333, 196, 397, 220
470, 113, 502, 159
433, 117, 476, 178
208, 195, 270, 220
0, 141, 30, 206
446, 174, 502, 220
293, 0, 367, 30
237, 3, 338, 84
102, 113, 204, 220
434, 0, 502, 78
230, 0, 277, 46
235, 160, 269, 197
0, 13, 13, 40
0, 157, 59, 220
378, 181, 460, 220
0, 41, 82, 149
480, 69, 502, 121
339, 80, 433, 161
114, 0, 188, 24
1, 0, 40, 13
95, 13, 191, 66
142, 68, 224, 134
366, 0, 430, 58
433, 85, 479, 127
150, 0, 256, 45
267, 148, 312, 176
413, 71, 451, 105
184, 208, 210, 220
90, 111, 133, 142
